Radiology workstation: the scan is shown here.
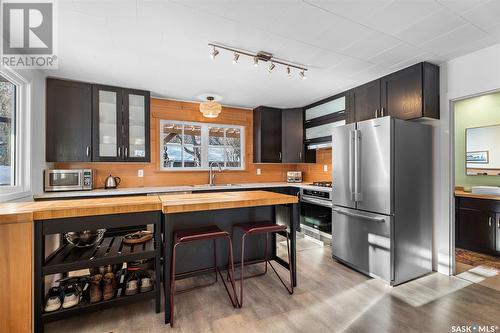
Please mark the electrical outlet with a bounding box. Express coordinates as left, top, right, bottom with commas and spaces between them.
256, 168, 261, 175
138, 169, 144, 177
323, 164, 328, 172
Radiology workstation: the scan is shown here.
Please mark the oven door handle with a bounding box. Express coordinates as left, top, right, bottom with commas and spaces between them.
300, 196, 333, 208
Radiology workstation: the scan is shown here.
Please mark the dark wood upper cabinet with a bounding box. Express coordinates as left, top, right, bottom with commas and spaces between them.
46, 78, 92, 162
92, 84, 124, 162
92, 85, 150, 162
282, 108, 304, 163
46, 78, 150, 162
381, 62, 439, 120
253, 106, 282, 163
351, 79, 381, 123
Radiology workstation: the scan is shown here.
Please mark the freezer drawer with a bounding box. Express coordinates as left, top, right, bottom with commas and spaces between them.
332, 207, 392, 282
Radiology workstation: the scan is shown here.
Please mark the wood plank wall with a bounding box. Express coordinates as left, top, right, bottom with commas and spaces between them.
55, 98, 331, 188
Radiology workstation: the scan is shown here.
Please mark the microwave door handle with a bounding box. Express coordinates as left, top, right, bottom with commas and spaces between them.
349, 130, 355, 201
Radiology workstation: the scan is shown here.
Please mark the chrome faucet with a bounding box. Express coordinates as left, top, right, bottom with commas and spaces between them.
209, 161, 222, 186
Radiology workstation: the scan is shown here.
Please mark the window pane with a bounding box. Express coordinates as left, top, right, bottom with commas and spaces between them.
225, 128, 241, 147
183, 146, 201, 167
183, 125, 201, 145
128, 94, 146, 158
208, 147, 224, 164
163, 144, 182, 168
209, 127, 224, 146
226, 148, 241, 168
98, 90, 118, 157
0, 79, 15, 186
163, 123, 182, 144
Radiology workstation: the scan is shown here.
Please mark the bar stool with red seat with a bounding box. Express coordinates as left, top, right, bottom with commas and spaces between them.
170, 225, 238, 327
232, 221, 293, 307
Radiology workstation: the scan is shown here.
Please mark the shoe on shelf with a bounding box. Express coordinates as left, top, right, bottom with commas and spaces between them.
140, 270, 153, 293
123, 231, 153, 245
44, 287, 63, 312
90, 274, 103, 303
62, 284, 81, 309
125, 270, 139, 296
102, 272, 116, 301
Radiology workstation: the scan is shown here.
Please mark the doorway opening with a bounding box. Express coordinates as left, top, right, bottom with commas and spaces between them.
452, 91, 500, 291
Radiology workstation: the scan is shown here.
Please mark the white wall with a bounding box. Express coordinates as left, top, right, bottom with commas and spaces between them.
432, 43, 500, 275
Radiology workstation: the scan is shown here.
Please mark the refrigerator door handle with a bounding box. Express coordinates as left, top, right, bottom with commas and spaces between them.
349, 130, 355, 201
332, 207, 385, 222
354, 129, 362, 202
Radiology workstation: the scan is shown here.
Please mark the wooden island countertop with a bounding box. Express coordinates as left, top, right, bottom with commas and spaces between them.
160, 190, 298, 213
0, 190, 298, 223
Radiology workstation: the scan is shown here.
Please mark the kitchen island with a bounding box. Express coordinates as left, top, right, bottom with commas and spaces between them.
0, 190, 298, 332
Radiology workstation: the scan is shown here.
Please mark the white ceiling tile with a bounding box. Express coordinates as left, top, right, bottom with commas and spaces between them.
341, 31, 401, 61
437, 0, 489, 14
327, 58, 376, 77
311, 16, 373, 52
368, 42, 421, 67
462, 0, 500, 31
363, 0, 444, 34
304, 0, 393, 22
396, 8, 467, 46
420, 23, 488, 55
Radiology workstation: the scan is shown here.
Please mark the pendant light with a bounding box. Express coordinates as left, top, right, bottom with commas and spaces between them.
199, 96, 222, 118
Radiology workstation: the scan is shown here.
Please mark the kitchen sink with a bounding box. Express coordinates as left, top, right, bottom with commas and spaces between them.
471, 186, 500, 195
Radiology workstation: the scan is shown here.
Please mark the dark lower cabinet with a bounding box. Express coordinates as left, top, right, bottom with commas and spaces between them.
46, 78, 92, 162
351, 79, 381, 123
455, 197, 499, 255
253, 106, 282, 163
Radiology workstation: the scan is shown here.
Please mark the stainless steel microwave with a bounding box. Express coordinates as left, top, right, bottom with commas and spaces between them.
44, 169, 94, 192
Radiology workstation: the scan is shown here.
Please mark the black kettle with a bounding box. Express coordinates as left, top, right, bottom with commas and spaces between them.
104, 175, 121, 189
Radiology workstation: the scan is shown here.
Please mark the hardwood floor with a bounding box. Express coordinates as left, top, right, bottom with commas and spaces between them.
46, 246, 500, 333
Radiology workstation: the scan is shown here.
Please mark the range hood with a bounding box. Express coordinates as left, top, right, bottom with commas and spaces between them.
306, 120, 345, 150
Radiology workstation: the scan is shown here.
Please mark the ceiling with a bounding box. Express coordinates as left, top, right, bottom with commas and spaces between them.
45, 0, 500, 108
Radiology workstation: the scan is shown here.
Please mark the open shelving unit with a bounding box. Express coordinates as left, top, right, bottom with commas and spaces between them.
34, 211, 162, 333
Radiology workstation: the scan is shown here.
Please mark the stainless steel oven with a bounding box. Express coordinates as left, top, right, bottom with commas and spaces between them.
44, 169, 94, 192
300, 187, 332, 244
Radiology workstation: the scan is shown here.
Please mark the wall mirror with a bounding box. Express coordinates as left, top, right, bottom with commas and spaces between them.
466, 124, 500, 176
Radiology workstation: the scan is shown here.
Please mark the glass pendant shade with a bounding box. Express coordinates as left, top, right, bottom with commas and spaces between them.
199, 97, 222, 118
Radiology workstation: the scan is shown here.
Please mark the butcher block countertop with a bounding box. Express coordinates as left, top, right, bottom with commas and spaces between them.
0, 190, 298, 224
454, 189, 500, 201
160, 190, 298, 214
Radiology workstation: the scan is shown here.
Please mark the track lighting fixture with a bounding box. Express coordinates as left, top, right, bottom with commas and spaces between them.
253, 57, 259, 67
268, 62, 275, 73
210, 46, 219, 60
208, 43, 308, 79
300, 69, 307, 80
232, 52, 240, 64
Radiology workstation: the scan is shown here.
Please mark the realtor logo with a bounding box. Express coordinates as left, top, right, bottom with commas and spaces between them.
1, 1, 57, 68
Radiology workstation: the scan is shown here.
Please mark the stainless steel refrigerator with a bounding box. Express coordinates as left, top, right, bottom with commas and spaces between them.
332, 116, 432, 285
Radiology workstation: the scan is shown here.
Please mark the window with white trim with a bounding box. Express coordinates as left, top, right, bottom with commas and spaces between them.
160, 120, 244, 170
0, 68, 30, 201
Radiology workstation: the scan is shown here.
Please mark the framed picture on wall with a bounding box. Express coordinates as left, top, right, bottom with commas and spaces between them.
466, 151, 489, 163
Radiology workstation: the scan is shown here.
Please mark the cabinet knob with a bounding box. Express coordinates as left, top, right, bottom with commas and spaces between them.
125, 147, 128, 158
279, 152, 282, 161
374, 109, 379, 118
86, 146, 90, 157
118, 146, 121, 157
299, 151, 302, 160
381, 107, 385, 117
488, 216, 492, 227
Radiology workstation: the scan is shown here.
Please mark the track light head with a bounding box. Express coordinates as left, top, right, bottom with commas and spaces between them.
210, 46, 219, 60
268, 62, 275, 73
232, 52, 240, 64
286, 66, 291, 77
300, 70, 307, 80
253, 57, 259, 67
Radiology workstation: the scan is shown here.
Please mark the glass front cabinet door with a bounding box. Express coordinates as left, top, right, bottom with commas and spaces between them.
92, 85, 150, 162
